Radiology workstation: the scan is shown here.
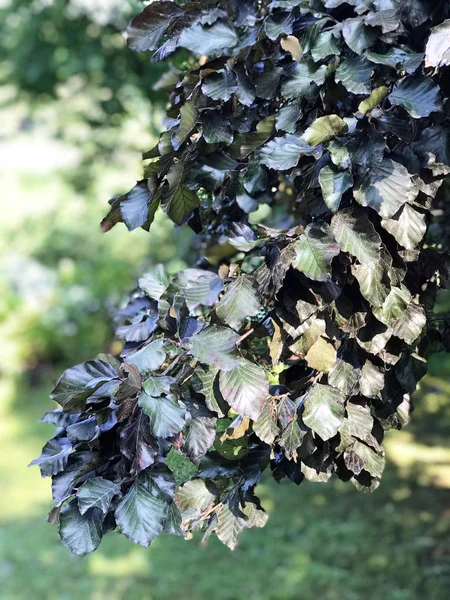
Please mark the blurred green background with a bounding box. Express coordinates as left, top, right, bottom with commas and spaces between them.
0, 1, 449, 599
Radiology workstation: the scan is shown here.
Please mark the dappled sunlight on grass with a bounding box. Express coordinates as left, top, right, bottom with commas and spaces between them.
1, 361, 450, 599
89, 548, 151, 579
0, 354, 450, 599
0, 378, 54, 518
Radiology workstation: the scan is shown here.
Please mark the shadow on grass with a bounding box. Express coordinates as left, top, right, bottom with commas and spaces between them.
1, 359, 450, 600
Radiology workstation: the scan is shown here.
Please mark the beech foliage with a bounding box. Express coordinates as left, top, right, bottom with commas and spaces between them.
32, 0, 450, 555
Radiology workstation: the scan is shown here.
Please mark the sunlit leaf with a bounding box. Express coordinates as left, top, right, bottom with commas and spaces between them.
303, 384, 346, 441
425, 20, 450, 68
216, 275, 261, 330
190, 326, 240, 371
354, 159, 413, 219
302, 115, 348, 148
330, 209, 381, 266
179, 21, 239, 57
260, 134, 313, 171
291, 223, 340, 282
219, 360, 268, 421
319, 166, 353, 212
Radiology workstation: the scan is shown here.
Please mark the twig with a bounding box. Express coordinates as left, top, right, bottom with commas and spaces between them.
236, 327, 255, 346
162, 351, 187, 376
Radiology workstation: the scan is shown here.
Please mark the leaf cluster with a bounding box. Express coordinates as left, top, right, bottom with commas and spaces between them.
33, 0, 450, 554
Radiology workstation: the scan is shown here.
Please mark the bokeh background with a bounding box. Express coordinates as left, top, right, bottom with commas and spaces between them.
1, 1, 449, 598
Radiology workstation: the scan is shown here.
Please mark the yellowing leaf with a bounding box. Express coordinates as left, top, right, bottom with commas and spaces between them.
358, 86, 389, 115
305, 337, 337, 373
281, 35, 303, 61
302, 115, 348, 147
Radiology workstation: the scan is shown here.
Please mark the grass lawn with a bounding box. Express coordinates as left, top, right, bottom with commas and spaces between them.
1, 353, 450, 600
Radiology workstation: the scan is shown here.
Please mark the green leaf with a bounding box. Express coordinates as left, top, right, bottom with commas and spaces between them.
216, 275, 261, 330
237, 116, 276, 157
305, 337, 337, 373
175, 479, 215, 515
253, 399, 280, 445
366, 46, 424, 74
342, 17, 377, 54
358, 86, 389, 115
329, 140, 351, 169
51, 360, 118, 413
290, 318, 326, 357
195, 367, 224, 416
166, 448, 198, 485
340, 402, 373, 440
354, 159, 413, 219
127, 340, 166, 374
162, 163, 199, 225
59, 503, 103, 556
328, 359, 359, 396
352, 442, 385, 477
281, 60, 327, 99
173, 101, 198, 149
178, 269, 223, 311
127, 2, 184, 52
242, 502, 269, 529
179, 21, 239, 57
260, 134, 313, 170
392, 305, 427, 345
381, 204, 427, 250
219, 360, 269, 421
302, 115, 348, 148
319, 166, 353, 212
335, 55, 373, 94
216, 504, 246, 550
190, 326, 240, 371
142, 376, 174, 397
330, 209, 381, 266
139, 392, 186, 438
243, 162, 268, 195
139, 265, 171, 300
425, 20, 450, 68
360, 361, 384, 399
183, 402, 217, 462
352, 259, 390, 308
77, 478, 121, 516
356, 328, 392, 356
291, 223, 340, 282
202, 70, 237, 101
279, 420, 304, 460
373, 286, 411, 326
164, 502, 185, 537
389, 76, 442, 119
115, 472, 168, 547
303, 384, 346, 441
214, 436, 248, 461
